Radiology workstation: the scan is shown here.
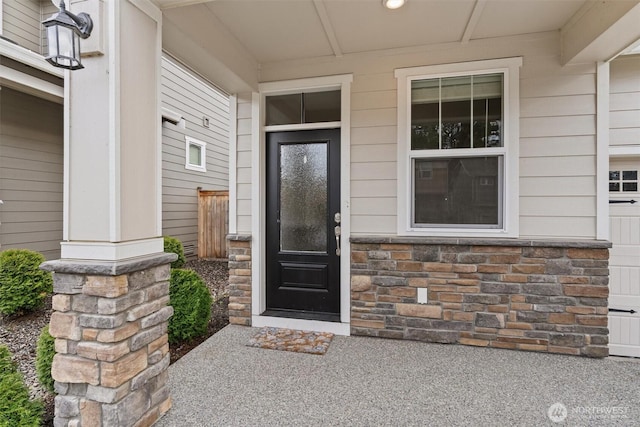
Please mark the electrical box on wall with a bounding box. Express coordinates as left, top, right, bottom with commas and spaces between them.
417, 288, 428, 304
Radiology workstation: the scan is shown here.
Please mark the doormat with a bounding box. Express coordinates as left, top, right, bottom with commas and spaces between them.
247, 327, 334, 355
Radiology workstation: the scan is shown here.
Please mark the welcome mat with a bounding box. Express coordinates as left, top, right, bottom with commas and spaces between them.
247, 327, 334, 355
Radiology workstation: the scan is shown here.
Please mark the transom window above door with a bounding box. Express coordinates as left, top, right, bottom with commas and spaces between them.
265, 90, 341, 125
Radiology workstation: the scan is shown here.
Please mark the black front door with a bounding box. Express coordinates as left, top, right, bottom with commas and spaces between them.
266, 129, 341, 321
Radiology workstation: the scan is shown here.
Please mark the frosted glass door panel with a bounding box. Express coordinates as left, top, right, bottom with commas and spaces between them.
280, 143, 328, 252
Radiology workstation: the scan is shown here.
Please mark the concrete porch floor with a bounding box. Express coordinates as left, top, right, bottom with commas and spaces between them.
157, 325, 639, 426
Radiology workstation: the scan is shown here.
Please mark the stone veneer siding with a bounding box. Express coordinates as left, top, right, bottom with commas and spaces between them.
227, 235, 252, 325
350, 237, 611, 358
41, 254, 176, 427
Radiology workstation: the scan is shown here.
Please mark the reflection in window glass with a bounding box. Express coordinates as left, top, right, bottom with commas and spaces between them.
610, 182, 620, 192
609, 171, 620, 180
411, 74, 502, 150
266, 91, 341, 126
266, 94, 302, 126
413, 156, 501, 227
304, 90, 341, 123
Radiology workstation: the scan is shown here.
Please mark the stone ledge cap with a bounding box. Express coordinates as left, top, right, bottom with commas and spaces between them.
227, 234, 252, 241
41, 253, 177, 276
349, 235, 612, 249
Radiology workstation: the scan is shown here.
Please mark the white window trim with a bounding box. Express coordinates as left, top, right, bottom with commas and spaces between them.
395, 57, 522, 238
185, 136, 207, 172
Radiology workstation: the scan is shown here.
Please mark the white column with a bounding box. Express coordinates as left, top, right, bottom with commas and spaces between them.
62, 0, 163, 261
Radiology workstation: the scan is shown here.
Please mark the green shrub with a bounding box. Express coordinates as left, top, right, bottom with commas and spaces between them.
168, 269, 212, 344
163, 236, 185, 269
35, 326, 55, 394
0, 249, 52, 315
0, 345, 43, 427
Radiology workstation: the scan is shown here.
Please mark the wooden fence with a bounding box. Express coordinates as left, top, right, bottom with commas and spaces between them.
198, 190, 229, 259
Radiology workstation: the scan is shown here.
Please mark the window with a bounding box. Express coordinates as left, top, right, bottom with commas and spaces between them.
609, 170, 638, 192
185, 136, 206, 172
265, 90, 341, 126
396, 58, 521, 236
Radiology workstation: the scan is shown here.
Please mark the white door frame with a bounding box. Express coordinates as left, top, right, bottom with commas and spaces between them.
250, 74, 353, 335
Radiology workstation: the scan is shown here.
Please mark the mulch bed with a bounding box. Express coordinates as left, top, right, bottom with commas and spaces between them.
0, 258, 229, 426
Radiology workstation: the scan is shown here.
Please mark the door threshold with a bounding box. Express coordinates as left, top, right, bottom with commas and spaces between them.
262, 309, 340, 323
252, 314, 350, 336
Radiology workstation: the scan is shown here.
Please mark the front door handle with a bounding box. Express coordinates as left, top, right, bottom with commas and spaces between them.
334, 225, 341, 256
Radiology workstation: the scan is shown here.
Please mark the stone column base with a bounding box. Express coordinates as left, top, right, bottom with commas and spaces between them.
227, 235, 252, 326
42, 253, 176, 427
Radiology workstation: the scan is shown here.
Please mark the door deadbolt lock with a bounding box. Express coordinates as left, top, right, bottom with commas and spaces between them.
334, 212, 341, 224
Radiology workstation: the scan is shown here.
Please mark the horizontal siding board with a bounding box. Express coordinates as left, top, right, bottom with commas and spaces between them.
520, 95, 595, 118
351, 215, 396, 235
520, 217, 595, 239
519, 156, 595, 177
610, 93, 640, 112
351, 198, 397, 216
351, 108, 396, 128
520, 136, 596, 158
352, 90, 396, 111
352, 73, 396, 93
237, 216, 251, 234
520, 197, 595, 216
351, 126, 397, 146
610, 110, 640, 130
351, 144, 396, 163
520, 177, 595, 196
610, 56, 640, 93
520, 115, 595, 138
520, 74, 595, 98
351, 161, 396, 180
0, 221, 62, 234
610, 128, 640, 146
2, 230, 62, 245
2, 0, 41, 52
351, 180, 396, 198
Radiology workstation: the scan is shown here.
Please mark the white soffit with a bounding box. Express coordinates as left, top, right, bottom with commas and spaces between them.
323, 0, 474, 54
204, 0, 334, 63
472, 0, 586, 40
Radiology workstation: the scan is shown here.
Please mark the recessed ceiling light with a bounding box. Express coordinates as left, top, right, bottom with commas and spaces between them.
383, 0, 406, 10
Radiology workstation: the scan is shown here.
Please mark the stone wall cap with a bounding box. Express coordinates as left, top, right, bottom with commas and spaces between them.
227, 234, 252, 242
349, 235, 612, 249
41, 253, 177, 276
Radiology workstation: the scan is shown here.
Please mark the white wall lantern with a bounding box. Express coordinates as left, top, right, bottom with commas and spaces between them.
42, 1, 93, 70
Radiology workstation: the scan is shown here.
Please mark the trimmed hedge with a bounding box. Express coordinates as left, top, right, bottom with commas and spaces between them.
0, 249, 52, 315
168, 269, 212, 344
0, 345, 43, 427
164, 236, 185, 269
35, 326, 55, 394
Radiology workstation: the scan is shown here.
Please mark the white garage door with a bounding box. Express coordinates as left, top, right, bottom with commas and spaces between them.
608, 160, 640, 358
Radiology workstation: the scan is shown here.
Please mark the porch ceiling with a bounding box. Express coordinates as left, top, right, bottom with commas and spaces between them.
157, 0, 640, 92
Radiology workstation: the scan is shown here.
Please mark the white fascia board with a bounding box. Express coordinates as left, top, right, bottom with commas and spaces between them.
0, 65, 63, 102
0, 38, 64, 77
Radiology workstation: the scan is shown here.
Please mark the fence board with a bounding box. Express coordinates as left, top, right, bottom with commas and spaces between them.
198, 190, 229, 259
